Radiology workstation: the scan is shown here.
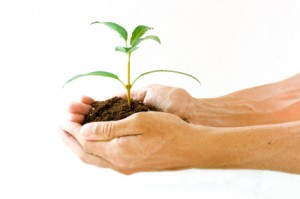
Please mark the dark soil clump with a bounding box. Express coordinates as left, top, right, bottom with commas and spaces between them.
83, 97, 159, 124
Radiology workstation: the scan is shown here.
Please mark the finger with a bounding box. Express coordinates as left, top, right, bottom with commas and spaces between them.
80, 115, 143, 141
81, 96, 95, 105
59, 129, 115, 168
61, 120, 106, 154
60, 129, 138, 174
84, 136, 158, 174
68, 102, 91, 115
68, 113, 85, 123
61, 121, 82, 142
129, 86, 149, 101
130, 84, 164, 102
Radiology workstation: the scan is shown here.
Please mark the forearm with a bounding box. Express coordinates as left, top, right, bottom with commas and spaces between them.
188, 73, 300, 127
190, 121, 300, 174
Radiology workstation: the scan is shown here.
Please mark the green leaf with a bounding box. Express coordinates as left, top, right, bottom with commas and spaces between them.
131, 69, 201, 88
115, 46, 127, 53
132, 35, 161, 47
126, 46, 139, 53
115, 46, 139, 53
130, 25, 153, 46
63, 71, 126, 88
91, 21, 128, 43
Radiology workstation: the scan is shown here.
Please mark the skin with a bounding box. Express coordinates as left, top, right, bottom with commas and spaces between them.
60, 73, 300, 175
191, 73, 300, 127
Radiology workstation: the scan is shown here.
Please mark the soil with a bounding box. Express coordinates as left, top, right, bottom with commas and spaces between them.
83, 97, 159, 124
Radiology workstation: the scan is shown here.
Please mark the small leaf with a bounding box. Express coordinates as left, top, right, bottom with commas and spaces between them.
63, 71, 126, 88
132, 35, 161, 47
131, 69, 201, 88
115, 46, 127, 53
91, 21, 128, 43
126, 46, 139, 53
130, 25, 153, 46
115, 46, 139, 53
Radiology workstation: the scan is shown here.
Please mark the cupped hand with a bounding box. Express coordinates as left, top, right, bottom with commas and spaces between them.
126, 84, 196, 123
60, 97, 210, 174
60, 96, 129, 173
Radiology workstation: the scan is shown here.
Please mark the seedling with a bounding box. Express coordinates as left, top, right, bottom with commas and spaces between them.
64, 21, 200, 108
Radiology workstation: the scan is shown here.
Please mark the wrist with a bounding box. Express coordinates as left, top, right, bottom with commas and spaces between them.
191, 121, 300, 173
189, 77, 300, 127
186, 97, 231, 127
187, 95, 287, 127
182, 124, 222, 168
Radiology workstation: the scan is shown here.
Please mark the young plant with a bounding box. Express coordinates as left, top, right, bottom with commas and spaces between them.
64, 21, 200, 108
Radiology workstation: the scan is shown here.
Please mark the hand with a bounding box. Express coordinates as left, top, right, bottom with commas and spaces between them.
60, 96, 123, 171
127, 84, 196, 123
60, 97, 212, 174
60, 93, 300, 174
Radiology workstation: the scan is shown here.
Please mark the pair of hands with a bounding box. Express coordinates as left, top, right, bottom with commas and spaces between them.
60, 85, 204, 174
62, 74, 300, 174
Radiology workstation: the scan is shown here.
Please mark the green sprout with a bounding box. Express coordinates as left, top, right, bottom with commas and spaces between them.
64, 21, 201, 108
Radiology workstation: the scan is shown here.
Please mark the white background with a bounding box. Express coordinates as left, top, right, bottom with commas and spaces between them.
0, 0, 300, 198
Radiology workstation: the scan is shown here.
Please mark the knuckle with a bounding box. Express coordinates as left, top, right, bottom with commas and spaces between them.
129, 113, 147, 131
102, 122, 113, 139
98, 122, 114, 140
165, 88, 189, 113
131, 112, 146, 122
171, 88, 188, 99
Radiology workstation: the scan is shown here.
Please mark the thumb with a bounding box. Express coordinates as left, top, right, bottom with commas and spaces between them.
80, 119, 140, 141
80, 121, 116, 141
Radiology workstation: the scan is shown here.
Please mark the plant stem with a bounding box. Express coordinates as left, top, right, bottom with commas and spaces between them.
127, 53, 132, 108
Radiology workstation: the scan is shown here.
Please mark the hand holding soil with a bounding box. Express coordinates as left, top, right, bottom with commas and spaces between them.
62, 109, 208, 174
61, 74, 300, 175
